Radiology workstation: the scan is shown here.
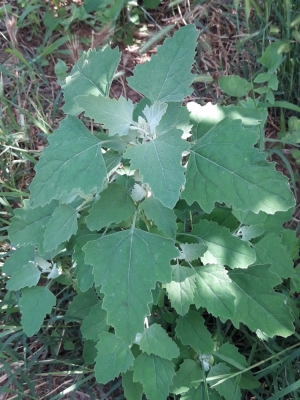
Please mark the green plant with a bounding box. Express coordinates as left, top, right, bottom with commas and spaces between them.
2, 25, 298, 399
218, 39, 300, 195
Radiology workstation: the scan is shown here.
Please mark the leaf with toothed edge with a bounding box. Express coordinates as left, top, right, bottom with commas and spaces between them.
182, 117, 295, 214
29, 116, 107, 208
83, 227, 179, 344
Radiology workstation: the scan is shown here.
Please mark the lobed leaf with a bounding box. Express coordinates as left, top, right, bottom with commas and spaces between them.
80, 303, 109, 341
62, 46, 120, 115
73, 234, 99, 292
133, 353, 175, 400
212, 342, 260, 389
139, 323, 180, 360
156, 102, 191, 137
95, 332, 134, 384
165, 264, 196, 316
229, 265, 294, 337
187, 102, 264, 140
128, 25, 198, 103
2, 245, 35, 276
76, 95, 134, 136
86, 183, 135, 231
29, 116, 107, 208
6, 262, 41, 291
208, 363, 241, 400
179, 243, 207, 261
84, 227, 179, 344
182, 118, 295, 214
181, 386, 222, 400
125, 128, 189, 208
9, 200, 58, 253
43, 204, 78, 252
20, 286, 56, 336
139, 196, 177, 238
251, 233, 294, 278
192, 265, 236, 322
122, 370, 143, 400
189, 220, 255, 269
176, 310, 214, 354
170, 359, 202, 395
65, 288, 99, 322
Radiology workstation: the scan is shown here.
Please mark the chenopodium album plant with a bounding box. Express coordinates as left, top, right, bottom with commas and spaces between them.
4, 25, 298, 399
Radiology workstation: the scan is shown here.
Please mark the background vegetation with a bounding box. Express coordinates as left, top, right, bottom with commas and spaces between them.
1, 0, 299, 399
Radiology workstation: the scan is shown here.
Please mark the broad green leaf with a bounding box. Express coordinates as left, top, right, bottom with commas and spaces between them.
281, 229, 299, 260
9, 200, 58, 252
80, 303, 108, 341
128, 25, 198, 103
20, 286, 56, 336
179, 243, 207, 262
73, 234, 99, 292
43, 204, 78, 252
192, 265, 236, 321
176, 310, 214, 354
187, 102, 264, 140
83, 340, 97, 364
203, 207, 239, 231
182, 118, 295, 214
252, 234, 293, 278
213, 343, 260, 390
84, 228, 179, 344
282, 116, 300, 143
103, 151, 122, 173
6, 262, 41, 291
139, 196, 177, 238
213, 342, 248, 369
181, 385, 222, 400
240, 225, 264, 241
233, 209, 267, 226
263, 208, 294, 233
29, 116, 107, 208
254, 72, 271, 83
139, 323, 180, 360
257, 41, 289, 74
122, 370, 143, 400
170, 359, 202, 395
142, 102, 168, 133
229, 265, 294, 337
156, 102, 191, 137
233, 208, 294, 234
219, 75, 252, 97
2, 245, 35, 276
125, 128, 189, 208
190, 220, 255, 269
133, 353, 175, 400
76, 95, 134, 136
208, 363, 241, 400
92, 131, 127, 152
62, 46, 120, 115
165, 264, 196, 316
95, 332, 134, 384
86, 183, 135, 231
65, 288, 99, 322
291, 264, 300, 293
